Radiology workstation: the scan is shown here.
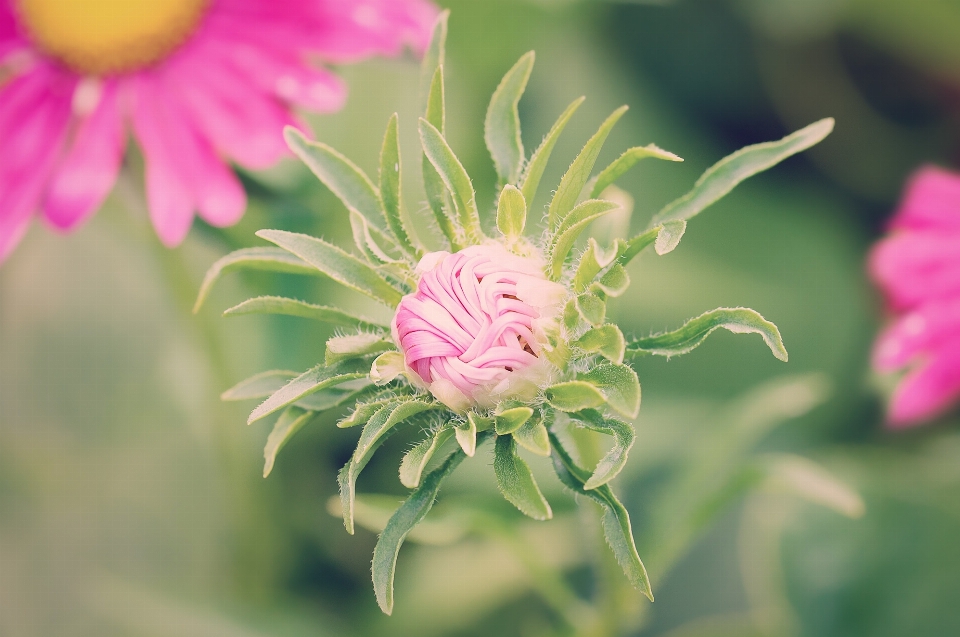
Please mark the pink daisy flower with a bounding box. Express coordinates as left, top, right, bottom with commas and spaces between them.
869, 165, 960, 427
0, 0, 436, 260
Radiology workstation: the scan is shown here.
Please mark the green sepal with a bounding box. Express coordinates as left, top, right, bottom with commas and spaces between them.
548, 105, 628, 231
549, 432, 652, 600
257, 230, 403, 307
247, 358, 371, 424
569, 409, 636, 489
625, 307, 788, 362
494, 435, 552, 520
222, 296, 388, 330
372, 431, 492, 615
649, 118, 834, 228
575, 292, 606, 327
263, 406, 315, 478
573, 324, 626, 364
520, 96, 585, 208
547, 363, 640, 419
325, 333, 394, 365
593, 263, 630, 298
513, 414, 551, 457
494, 406, 534, 435
485, 51, 535, 186
380, 113, 421, 257
193, 247, 318, 313
589, 144, 683, 198
399, 426, 455, 489
496, 184, 527, 238
419, 118, 484, 244
455, 413, 479, 457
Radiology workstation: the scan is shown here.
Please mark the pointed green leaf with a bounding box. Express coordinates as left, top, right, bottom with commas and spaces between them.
222, 370, 297, 401
496, 185, 527, 238
455, 414, 478, 457
654, 220, 686, 255
549, 432, 652, 600
422, 67, 461, 249
419, 118, 483, 244
193, 247, 318, 313
419, 10, 448, 111
380, 113, 420, 257
284, 127, 391, 237
593, 263, 630, 298
370, 351, 406, 385
494, 435, 552, 520
573, 238, 622, 294
223, 296, 388, 330
649, 118, 834, 228
349, 210, 398, 265
495, 406, 533, 435
548, 106, 628, 231
626, 307, 788, 362
570, 409, 636, 489
547, 363, 640, 419
545, 381, 605, 413
373, 434, 489, 615
325, 333, 394, 366
256, 230, 402, 307
295, 384, 368, 411
574, 324, 626, 364
549, 199, 620, 279
513, 415, 550, 457
590, 144, 683, 199
263, 407, 315, 478
485, 52, 535, 185
399, 427, 455, 489
248, 358, 370, 424
338, 395, 403, 429
340, 399, 441, 534
575, 293, 606, 327
520, 96, 585, 208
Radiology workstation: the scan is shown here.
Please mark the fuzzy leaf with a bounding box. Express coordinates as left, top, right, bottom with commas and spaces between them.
419, 10, 448, 110
549, 199, 621, 278
419, 118, 483, 244
399, 427, 455, 489
340, 399, 440, 534
575, 293, 606, 327
295, 385, 367, 412
193, 247, 317, 313
626, 307, 788, 362
257, 230, 402, 307
573, 238, 622, 294
372, 434, 487, 615
380, 113, 420, 257
485, 52, 535, 185
548, 363, 640, 419
263, 407, 315, 478
548, 106, 628, 231
513, 415, 551, 457
494, 435, 552, 520
655, 220, 687, 255
593, 264, 630, 298
549, 432, 652, 600
370, 351, 405, 385
520, 96, 585, 208
325, 333, 394, 365
574, 324, 626, 364
495, 406, 534, 435
223, 296, 387, 330
455, 414, 478, 457
248, 359, 370, 424
222, 370, 297, 401
284, 127, 390, 236
649, 118, 835, 228
349, 210, 398, 265
338, 395, 403, 429
570, 409, 636, 489
422, 67, 459, 249
590, 144, 683, 198
496, 185, 527, 238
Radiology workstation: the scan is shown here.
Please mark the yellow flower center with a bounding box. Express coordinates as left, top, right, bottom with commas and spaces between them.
16, 0, 209, 75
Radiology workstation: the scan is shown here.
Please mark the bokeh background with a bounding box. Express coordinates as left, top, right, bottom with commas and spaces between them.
3, 0, 960, 635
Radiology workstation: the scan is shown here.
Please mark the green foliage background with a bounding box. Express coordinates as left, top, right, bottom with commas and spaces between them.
2, 1, 959, 635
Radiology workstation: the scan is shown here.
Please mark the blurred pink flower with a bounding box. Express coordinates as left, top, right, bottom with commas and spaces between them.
392, 244, 566, 411
869, 165, 960, 427
0, 0, 436, 260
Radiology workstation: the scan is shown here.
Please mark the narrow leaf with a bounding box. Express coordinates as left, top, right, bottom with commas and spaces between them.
590, 144, 683, 199
263, 407, 315, 478
570, 409, 636, 489
248, 358, 370, 424
549, 199, 621, 278
419, 10, 448, 111
223, 296, 388, 330
549, 432, 652, 600
399, 427, 456, 489
380, 113, 420, 257
194, 247, 317, 313
761, 453, 865, 518
338, 395, 403, 429
494, 435, 552, 520
626, 307, 788, 362
325, 333, 394, 366
349, 210, 398, 265
485, 52, 535, 185
573, 238, 622, 294
574, 324, 626, 364
419, 118, 483, 244
496, 185, 527, 238
520, 97, 585, 208
284, 127, 390, 236
222, 370, 296, 401
548, 106, 628, 231
649, 118, 835, 228
257, 230, 402, 307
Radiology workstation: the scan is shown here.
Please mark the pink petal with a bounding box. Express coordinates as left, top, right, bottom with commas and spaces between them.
888, 341, 960, 427
873, 298, 960, 371
868, 232, 960, 310
43, 82, 124, 231
889, 165, 960, 233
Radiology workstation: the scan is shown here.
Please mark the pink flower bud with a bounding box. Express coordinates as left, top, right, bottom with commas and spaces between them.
392, 243, 567, 410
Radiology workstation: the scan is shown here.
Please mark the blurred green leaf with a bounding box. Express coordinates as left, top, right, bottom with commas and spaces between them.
223, 295, 387, 330
570, 409, 636, 489
494, 435, 553, 520
193, 247, 317, 313
221, 370, 297, 401
419, 9, 448, 111
759, 453, 865, 518
626, 307, 788, 362
520, 96, 585, 209
262, 406, 315, 478
590, 144, 683, 199
485, 51, 535, 186
257, 230, 402, 307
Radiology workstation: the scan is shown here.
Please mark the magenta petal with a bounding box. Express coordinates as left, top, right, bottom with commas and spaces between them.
43, 82, 125, 231
869, 232, 960, 310
888, 342, 960, 427
890, 165, 960, 233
